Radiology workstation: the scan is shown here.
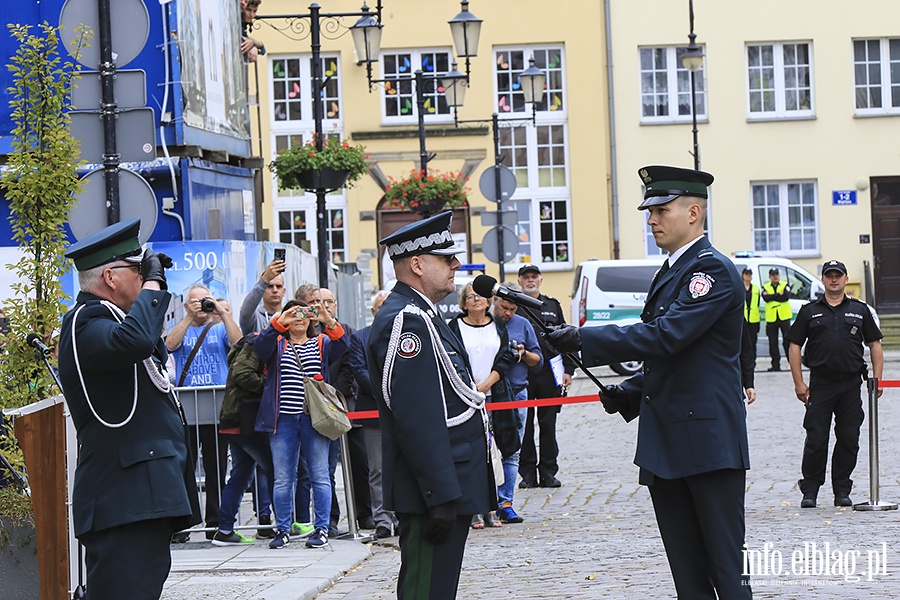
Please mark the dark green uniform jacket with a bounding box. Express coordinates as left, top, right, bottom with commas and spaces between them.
58, 290, 201, 537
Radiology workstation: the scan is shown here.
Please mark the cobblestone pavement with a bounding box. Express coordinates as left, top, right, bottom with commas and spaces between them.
319, 354, 900, 599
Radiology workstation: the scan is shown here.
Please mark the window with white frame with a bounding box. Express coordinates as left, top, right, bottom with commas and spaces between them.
495, 46, 571, 268
379, 49, 453, 125
269, 54, 348, 262
746, 42, 814, 118
271, 55, 342, 126
853, 38, 900, 115
639, 46, 706, 123
276, 207, 347, 263
751, 181, 818, 255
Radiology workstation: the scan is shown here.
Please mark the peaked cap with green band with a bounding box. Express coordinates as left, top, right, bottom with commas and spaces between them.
65, 218, 143, 271
637, 165, 714, 210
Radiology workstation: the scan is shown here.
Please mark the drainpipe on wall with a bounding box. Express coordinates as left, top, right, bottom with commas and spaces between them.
604, 0, 620, 259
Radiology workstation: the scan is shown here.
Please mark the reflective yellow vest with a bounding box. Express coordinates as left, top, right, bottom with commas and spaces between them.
762, 281, 792, 322
744, 284, 760, 323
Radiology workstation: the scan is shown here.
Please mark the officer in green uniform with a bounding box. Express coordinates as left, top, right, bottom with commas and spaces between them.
58, 219, 200, 600
762, 268, 792, 371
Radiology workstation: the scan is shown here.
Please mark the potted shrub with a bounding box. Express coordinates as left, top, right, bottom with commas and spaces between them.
384, 169, 469, 217
268, 135, 369, 192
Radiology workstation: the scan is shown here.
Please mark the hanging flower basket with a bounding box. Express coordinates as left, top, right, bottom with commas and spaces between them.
268, 136, 369, 192
384, 170, 469, 217
295, 167, 351, 191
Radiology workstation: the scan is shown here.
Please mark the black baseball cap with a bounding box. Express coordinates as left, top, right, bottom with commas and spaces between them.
518, 264, 541, 276
822, 260, 848, 276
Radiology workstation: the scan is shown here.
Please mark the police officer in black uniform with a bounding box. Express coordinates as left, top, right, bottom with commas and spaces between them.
58, 219, 200, 600
786, 260, 883, 509
516, 263, 574, 488
545, 165, 751, 599
367, 212, 495, 600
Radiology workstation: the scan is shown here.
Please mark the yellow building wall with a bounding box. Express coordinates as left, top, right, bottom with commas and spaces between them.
608, 0, 899, 298
249, 0, 610, 315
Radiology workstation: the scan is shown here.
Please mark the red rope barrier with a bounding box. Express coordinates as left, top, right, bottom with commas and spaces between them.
347, 381, 900, 420
346, 393, 601, 421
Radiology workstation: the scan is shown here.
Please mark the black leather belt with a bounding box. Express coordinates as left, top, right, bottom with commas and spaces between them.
810, 369, 862, 382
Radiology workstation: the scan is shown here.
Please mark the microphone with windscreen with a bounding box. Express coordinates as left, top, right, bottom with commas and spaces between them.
472, 274, 544, 311
26, 333, 53, 357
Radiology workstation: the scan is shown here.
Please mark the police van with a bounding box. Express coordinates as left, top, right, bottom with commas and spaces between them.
571, 255, 825, 375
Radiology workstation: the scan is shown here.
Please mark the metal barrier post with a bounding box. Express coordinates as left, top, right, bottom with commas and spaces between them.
854, 378, 897, 511
339, 432, 373, 542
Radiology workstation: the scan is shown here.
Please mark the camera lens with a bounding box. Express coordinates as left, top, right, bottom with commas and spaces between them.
200, 298, 216, 313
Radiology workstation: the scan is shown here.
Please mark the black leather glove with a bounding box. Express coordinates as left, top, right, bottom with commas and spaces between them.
424, 502, 456, 544
140, 250, 174, 290
544, 325, 581, 354
599, 384, 629, 415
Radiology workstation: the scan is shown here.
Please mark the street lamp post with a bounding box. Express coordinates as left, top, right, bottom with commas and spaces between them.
255, 3, 384, 289
454, 57, 545, 281
682, 0, 704, 171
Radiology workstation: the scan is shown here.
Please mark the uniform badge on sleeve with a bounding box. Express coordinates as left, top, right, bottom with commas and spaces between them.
688, 272, 715, 299
397, 332, 422, 358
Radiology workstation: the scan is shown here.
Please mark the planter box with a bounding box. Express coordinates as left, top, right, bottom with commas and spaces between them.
296, 167, 350, 192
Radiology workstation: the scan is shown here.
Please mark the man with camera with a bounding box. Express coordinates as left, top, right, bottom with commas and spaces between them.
167, 284, 243, 539
167, 285, 243, 386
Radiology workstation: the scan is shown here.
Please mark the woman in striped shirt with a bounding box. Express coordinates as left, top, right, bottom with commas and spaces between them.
254, 299, 347, 549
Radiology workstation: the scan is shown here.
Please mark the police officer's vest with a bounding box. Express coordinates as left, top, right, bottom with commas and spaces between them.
762, 281, 792, 322
744, 284, 760, 323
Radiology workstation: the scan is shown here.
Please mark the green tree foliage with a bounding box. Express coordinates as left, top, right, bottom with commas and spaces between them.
0, 23, 89, 483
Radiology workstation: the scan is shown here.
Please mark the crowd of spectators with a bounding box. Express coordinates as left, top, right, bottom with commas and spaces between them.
161, 253, 557, 550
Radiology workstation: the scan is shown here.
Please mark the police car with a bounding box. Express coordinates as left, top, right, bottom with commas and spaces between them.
571, 255, 825, 375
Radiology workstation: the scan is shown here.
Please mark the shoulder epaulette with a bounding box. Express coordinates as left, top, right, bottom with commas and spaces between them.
697, 249, 714, 258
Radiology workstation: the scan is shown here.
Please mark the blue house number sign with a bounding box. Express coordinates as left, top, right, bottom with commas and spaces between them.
832, 190, 857, 206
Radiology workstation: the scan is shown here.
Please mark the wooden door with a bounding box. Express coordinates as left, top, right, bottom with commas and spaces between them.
871, 176, 900, 314
374, 206, 470, 288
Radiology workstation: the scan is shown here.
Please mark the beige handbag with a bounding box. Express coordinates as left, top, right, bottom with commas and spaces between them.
303, 374, 352, 440
290, 335, 352, 440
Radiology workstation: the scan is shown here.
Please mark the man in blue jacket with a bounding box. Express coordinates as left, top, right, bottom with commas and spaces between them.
58, 219, 200, 600
546, 166, 751, 599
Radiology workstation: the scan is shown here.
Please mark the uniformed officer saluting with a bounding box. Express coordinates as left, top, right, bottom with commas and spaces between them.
546, 165, 751, 599
58, 219, 200, 600
366, 211, 495, 600
786, 260, 883, 509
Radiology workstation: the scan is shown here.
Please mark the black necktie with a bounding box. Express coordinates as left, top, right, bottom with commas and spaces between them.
658, 260, 670, 278
650, 260, 669, 294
